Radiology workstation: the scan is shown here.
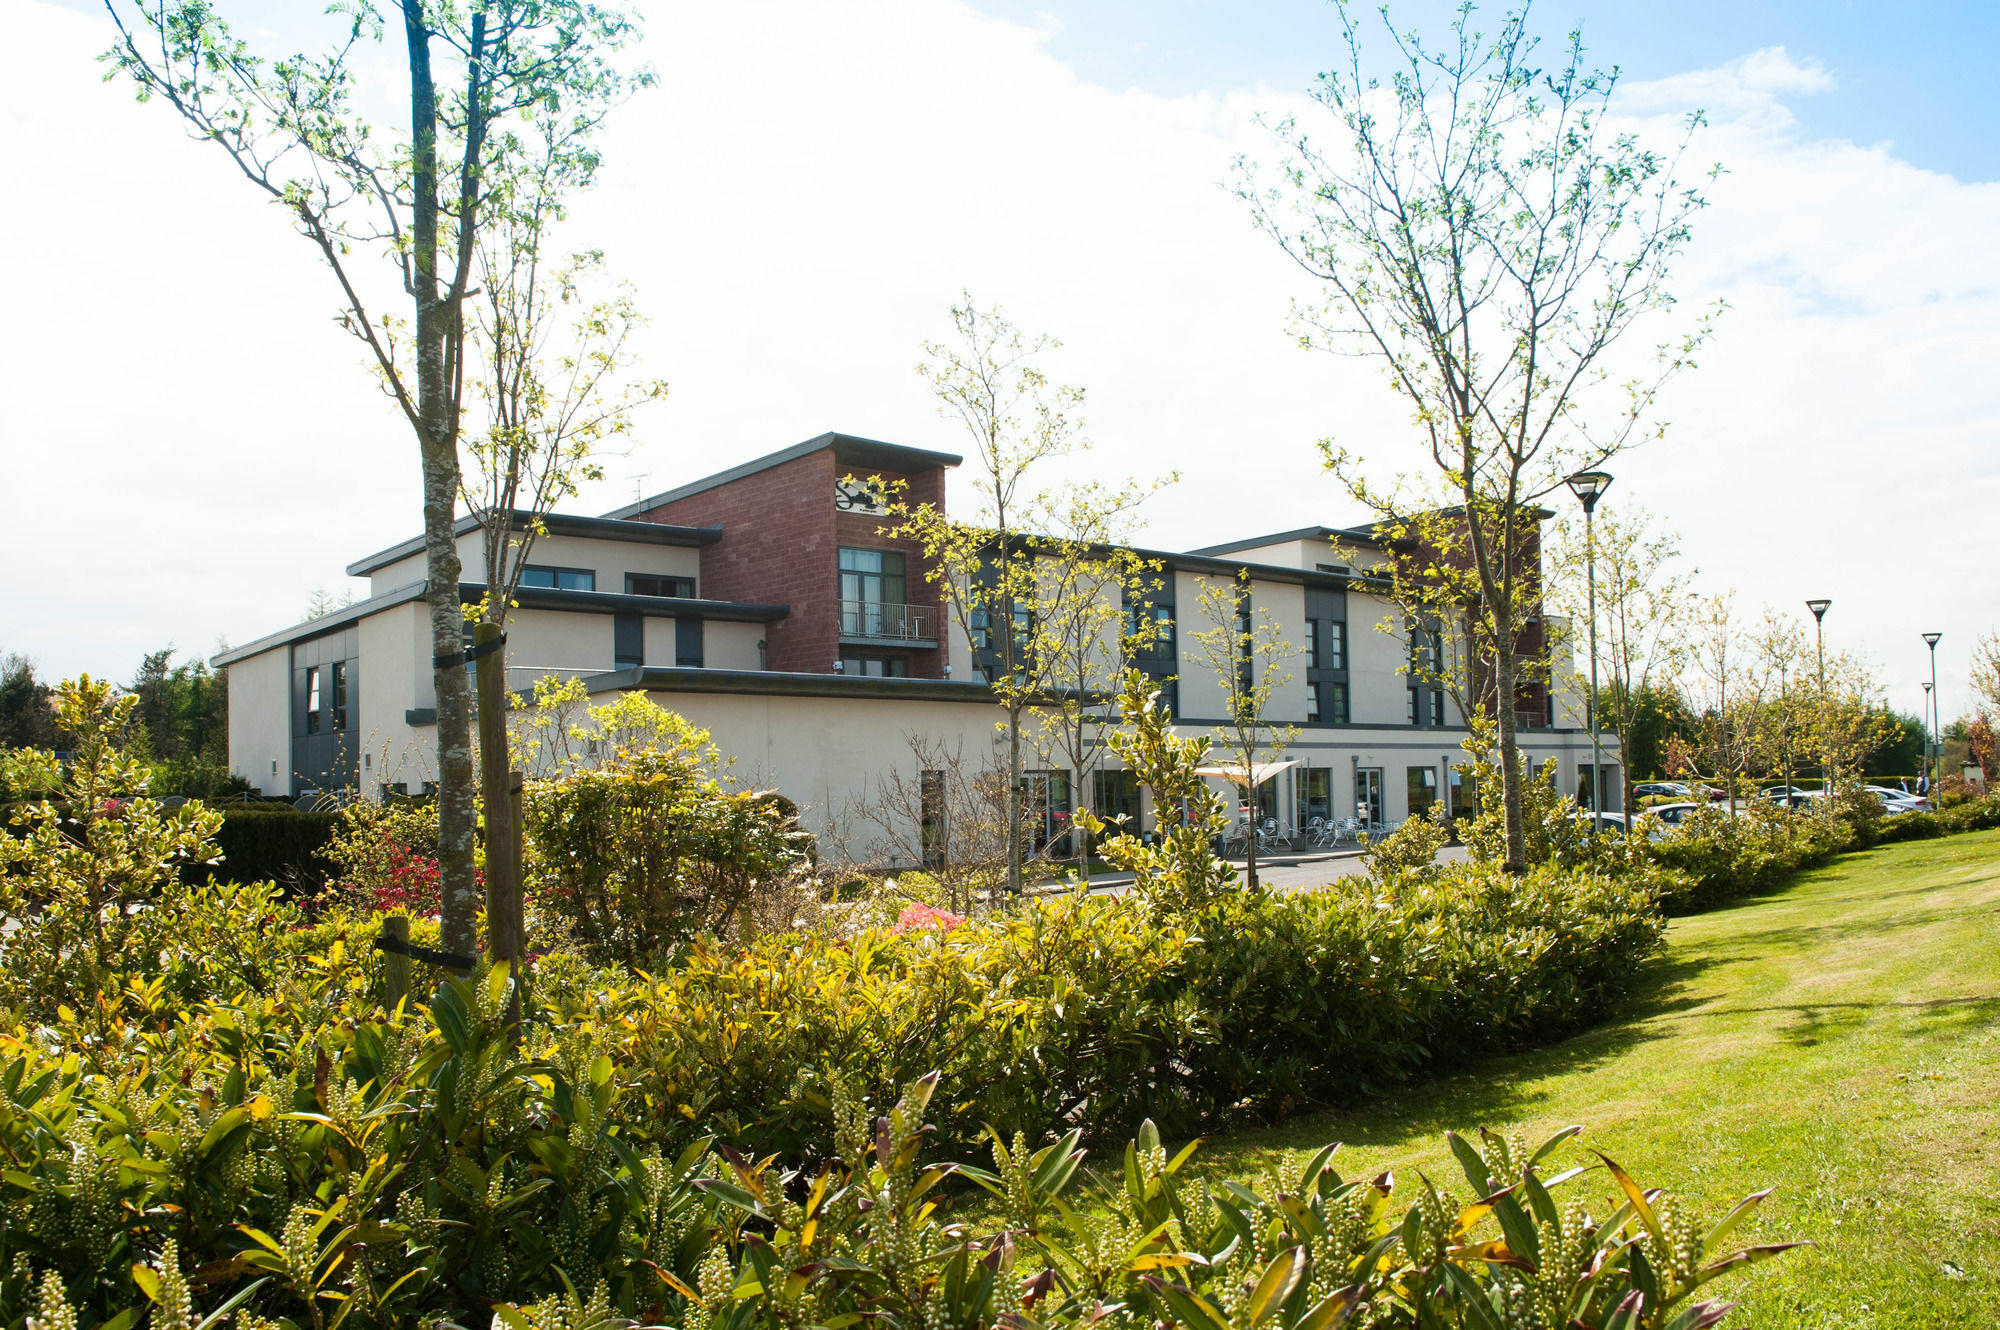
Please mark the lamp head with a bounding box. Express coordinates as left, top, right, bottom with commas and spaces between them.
1565, 470, 1614, 513
1923, 681, 1934, 694
1806, 598, 1831, 621
1923, 631, 1942, 648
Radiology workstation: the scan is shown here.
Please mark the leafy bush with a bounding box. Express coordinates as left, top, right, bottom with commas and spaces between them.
321, 797, 445, 914
0, 677, 222, 1020
1643, 802, 1849, 915
187, 806, 342, 890
0, 1022, 1799, 1330
524, 745, 815, 963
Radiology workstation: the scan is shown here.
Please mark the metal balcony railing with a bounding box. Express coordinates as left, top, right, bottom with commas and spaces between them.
839, 599, 932, 642
1515, 708, 1548, 731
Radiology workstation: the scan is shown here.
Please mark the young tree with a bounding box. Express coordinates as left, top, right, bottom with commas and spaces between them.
1023, 498, 1169, 871
1670, 593, 1757, 812
1971, 631, 2000, 715
1241, 1, 1715, 870
891, 297, 1148, 895
0, 653, 60, 751
1548, 505, 1692, 813
104, 0, 647, 960
1187, 569, 1302, 889
838, 734, 1023, 916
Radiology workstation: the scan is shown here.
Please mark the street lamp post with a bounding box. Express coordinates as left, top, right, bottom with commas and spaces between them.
1923, 632, 1943, 797
1922, 681, 1935, 794
1807, 599, 1831, 798
1566, 470, 1613, 830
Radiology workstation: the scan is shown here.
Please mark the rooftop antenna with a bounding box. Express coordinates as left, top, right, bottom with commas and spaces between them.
632, 473, 647, 503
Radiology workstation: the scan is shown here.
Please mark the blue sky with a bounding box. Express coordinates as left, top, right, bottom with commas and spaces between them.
7, 0, 1997, 720
975, 0, 2000, 181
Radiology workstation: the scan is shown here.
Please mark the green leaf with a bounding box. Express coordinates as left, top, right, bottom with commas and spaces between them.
1591, 1151, 1663, 1245
1701, 1187, 1774, 1251
1141, 1277, 1230, 1330
131, 1264, 163, 1303
1528, 1125, 1582, 1168
1662, 1301, 1742, 1330
1441, 1265, 1502, 1330
1245, 1246, 1305, 1325
1445, 1132, 1492, 1196
1292, 1286, 1364, 1330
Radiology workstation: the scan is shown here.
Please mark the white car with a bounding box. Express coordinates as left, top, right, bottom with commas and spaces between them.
1864, 786, 1930, 815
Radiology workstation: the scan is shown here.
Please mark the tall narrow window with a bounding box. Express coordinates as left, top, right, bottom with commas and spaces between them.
1306, 681, 1321, 723
1308, 618, 1322, 669
304, 666, 321, 735
838, 548, 908, 638
1330, 681, 1349, 723
676, 618, 704, 668
1329, 621, 1346, 670
329, 661, 349, 732
920, 770, 946, 868
614, 614, 644, 670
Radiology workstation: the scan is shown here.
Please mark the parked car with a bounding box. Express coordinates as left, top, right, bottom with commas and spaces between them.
1643, 801, 1707, 827
1632, 781, 1690, 802
1864, 786, 1930, 814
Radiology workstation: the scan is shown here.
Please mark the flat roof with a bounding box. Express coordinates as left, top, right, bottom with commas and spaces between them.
586, 665, 997, 703
213, 579, 429, 666
604, 431, 963, 519
1186, 524, 1388, 557
346, 511, 721, 577
478, 583, 789, 625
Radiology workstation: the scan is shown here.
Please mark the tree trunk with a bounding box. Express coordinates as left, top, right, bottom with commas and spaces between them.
1244, 780, 1260, 890
1493, 648, 1527, 873
1007, 708, 1024, 896
404, 0, 479, 960
475, 622, 520, 972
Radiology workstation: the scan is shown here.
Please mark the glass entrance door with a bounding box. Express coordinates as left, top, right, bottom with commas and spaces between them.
1355, 767, 1384, 827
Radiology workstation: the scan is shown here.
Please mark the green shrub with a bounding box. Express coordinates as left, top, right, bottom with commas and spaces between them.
0, 1026, 1799, 1330
0, 677, 222, 1021
186, 805, 342, 889
524, 744, 815, 964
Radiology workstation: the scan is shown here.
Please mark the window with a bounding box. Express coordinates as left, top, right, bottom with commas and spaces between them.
626, 573, 696, 599
1356, 767, 1384, 825
838, 547, 906, 605
1297, 768, 1332, 826
1407, 766, 1439, 819
614, 614, 643, 670
1315, 562, 1351, 575
1328, 681, 1348, 723
1235, 597, 1254, 697
920, 770, 946, 868
521, 565, 595, 591
1126, 602, 1175, 658
1306, 681, 1320, 723
1432, 691, 1446, 726
1327, 621, 1346, 671
1093, 769, 1143, 832
840, 652, 908, 677
676, 619, 704, 668
304, 666, 321, 735
1407, 689, 1418, 725
1450, 764, 1478, 821
1308, 618, 1321, 669
329, 661, 348, 732
1019, 770, 1073, 854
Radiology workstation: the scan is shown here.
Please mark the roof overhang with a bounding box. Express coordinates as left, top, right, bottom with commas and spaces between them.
212, 580, 428, 667
589, 666, 998, 703
604, 431, 962, 519
345, 511, 721, 577
461, 583, 790, 624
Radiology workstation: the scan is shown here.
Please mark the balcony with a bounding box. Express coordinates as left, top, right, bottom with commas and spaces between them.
839, 599, 934, 644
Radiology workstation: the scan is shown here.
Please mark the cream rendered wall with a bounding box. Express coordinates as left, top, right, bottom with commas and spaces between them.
226, 647, 291, 796
509, 533, 701, 590
1250, 577, 1310, 724
1346, 590, 1408, 725
370, 532, 702, 596
357, 601, 435, 794
369, 554, 428, 596
639, 690, 1010, 859
502, 607, 615, 683
642, 616, 679, 668
1173, 571, 1233, 720
705, 621, 764, 671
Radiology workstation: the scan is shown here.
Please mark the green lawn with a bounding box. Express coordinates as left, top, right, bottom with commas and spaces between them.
1186, 830, 2000, 1327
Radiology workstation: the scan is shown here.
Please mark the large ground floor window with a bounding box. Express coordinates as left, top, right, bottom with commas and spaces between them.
1296, 767, 1332, 826
1407, 766, 1439, 820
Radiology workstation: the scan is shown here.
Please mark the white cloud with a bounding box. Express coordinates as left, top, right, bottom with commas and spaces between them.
2, 0, 1993, 722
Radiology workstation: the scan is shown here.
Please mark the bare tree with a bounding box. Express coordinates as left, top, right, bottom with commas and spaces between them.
891, 297, 1148, 894
1240, 1, 1716, 870
1187, 570, 1302, 889
103, 0, 647, 959
1671, 593, 1756, 812
839, 734, 1023, 916
1548, 504, 1693, 813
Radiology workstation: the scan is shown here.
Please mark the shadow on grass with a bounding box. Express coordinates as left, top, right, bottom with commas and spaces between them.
1195, 948, 1719, 1168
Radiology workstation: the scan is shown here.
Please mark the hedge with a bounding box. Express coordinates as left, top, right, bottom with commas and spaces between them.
182, 805, 341, 888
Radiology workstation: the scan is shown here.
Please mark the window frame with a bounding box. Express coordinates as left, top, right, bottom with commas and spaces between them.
520, 564, 596, 592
